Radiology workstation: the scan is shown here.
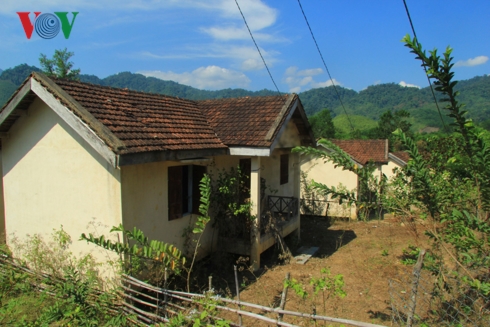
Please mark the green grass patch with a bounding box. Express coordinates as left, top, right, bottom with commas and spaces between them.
333, 114, 377, 137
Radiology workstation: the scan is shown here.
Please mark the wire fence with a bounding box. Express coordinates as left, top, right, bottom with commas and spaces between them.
389, 257, 490, 327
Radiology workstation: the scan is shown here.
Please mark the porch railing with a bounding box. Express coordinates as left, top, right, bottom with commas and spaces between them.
267, 196, 298, 220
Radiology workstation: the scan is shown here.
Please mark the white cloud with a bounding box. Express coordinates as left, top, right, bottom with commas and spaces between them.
283, 66, 342, 92
137, 45, 278, 71
0, 0, 278, 25
199, 0, 279, 41
455, 56, 489, 67
241, 58, 262, 71
0, 0, 196, 14
138, 65, 250, 90
311, 79, 341, 88
298, 68, 323, 77
201, 26, 276, 42
399, 81, 420, 89
3, 0, 282, 72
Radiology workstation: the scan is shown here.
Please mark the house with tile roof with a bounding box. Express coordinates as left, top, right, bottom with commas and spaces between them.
382, 151, 409, 180
0, 72, 314, 272
299, 139, 388, 219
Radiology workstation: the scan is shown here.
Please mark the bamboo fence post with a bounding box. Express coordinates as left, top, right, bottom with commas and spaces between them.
164, 267, 168, 317
278, 272, 290, 324
406, 249, 426, 327
234, 265, 243, 326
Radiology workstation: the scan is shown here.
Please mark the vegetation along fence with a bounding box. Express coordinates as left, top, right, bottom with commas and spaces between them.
121, 273, 387, 327
389, 250, 490, 327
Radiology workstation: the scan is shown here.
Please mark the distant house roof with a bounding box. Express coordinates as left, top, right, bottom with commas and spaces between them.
330, 139, 388, 164
389, 151, 410, 166
0, 72, 314, 166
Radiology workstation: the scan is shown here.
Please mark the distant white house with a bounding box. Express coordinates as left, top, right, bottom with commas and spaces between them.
382, 151, 410, 180
300, 139, 389, 219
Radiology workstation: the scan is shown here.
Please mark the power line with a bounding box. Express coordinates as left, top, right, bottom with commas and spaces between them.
296, 0, 361, 140
402, 0, 449, 132
234, 0, 282, 95
296, 0, 373, 161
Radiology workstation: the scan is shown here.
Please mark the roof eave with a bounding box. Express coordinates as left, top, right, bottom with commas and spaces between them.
267, 94, 315, 151
118, 147, 229, 166
32, 72, 126, 152
0, 74, 120, 167
388, 153, 407, 166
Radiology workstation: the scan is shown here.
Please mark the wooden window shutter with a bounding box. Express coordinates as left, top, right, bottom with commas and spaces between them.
280, 154, 289, 185
168, 166, 183, 221
239, 159, 251, 201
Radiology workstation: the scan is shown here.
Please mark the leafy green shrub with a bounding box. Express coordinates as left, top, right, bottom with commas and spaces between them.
9, 226, 100, 282
387, 35, 490, 325
0, 229, 133, 326
286, 268, 346, 315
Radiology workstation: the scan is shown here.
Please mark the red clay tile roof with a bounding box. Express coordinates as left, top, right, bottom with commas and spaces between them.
1, 73, 311, 157
197, 94, 294, 147
391, 151, 410, 163
331, 139, 388, 164
40, 76, 228, 155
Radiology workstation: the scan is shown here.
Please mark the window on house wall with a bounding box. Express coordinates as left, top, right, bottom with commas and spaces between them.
239, 158, 251, 201
168, 165, 206, 221
280, 154, 289, 185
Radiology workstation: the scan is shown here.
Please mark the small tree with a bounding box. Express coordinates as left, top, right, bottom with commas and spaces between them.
39, 48, 81, 80
369, 110, 412, 150
309, 108, 336, 139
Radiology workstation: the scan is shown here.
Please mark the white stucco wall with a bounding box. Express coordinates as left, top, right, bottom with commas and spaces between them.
382, 159, 403, 180
275, 120, 302, 149
2, 98, 123, 273
0, 152, 5, 243
268, 119, 302, 198
121, 160, 217, 259
300, 155, 358, 218
300, 151, 389, 219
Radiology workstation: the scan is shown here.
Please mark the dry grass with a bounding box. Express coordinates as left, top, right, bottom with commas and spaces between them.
234, 216, 431, 326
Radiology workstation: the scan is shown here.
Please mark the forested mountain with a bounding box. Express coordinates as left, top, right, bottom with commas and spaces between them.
0, 65, 278, 106
300, 76, 490, 131
1, 64, 489, 132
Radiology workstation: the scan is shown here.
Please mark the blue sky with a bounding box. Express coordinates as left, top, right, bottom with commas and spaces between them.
1, 1, 489, 93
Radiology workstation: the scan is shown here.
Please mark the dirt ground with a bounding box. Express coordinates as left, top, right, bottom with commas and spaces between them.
232, 216, 430, 326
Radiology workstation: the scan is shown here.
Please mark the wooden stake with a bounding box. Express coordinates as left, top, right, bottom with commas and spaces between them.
406, 249, 426, 327
234, 265, 243, 326
278, 272, 290, 324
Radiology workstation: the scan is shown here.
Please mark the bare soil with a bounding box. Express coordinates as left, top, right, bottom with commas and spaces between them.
232, 216, 430, 326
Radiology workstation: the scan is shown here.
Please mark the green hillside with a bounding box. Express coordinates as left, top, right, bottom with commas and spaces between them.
0, 80, 17, 107
1, 63, 489, 134
333, 114, 377, 138
299, 76, 490, 131
0, 65, 278, 105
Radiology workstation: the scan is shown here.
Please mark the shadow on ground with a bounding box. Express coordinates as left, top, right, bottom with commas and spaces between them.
294, 215, 357, 257
163, 215, 357, 296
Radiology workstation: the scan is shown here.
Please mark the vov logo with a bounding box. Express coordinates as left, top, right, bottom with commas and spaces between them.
17, 12, 79, 39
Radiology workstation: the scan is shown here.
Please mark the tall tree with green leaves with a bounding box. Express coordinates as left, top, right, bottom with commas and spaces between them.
308, 108, 336, 139
39, 48, 81, 80
369, 109, 412, 150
